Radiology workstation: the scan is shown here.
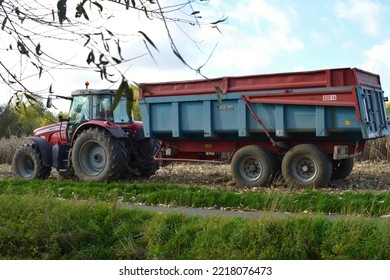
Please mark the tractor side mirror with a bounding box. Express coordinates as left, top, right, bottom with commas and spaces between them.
58, 115, 70, 123
46, 97, 53, 108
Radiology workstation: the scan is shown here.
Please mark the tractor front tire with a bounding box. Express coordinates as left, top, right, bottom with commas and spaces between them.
71, 128, 127, 182
12, 144, 51, 179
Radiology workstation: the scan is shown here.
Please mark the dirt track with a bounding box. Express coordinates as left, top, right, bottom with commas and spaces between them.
1, 160, 390, 191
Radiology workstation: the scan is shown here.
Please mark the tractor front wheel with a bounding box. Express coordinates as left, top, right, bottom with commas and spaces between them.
12, 144, 51, 179
71, 128, 127, 182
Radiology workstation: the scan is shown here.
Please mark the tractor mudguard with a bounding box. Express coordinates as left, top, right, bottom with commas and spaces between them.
131, 121, 146, 141
133, 127, 145, 141
106, 127, 128, 138
72, 122, 128, 143
27, 136, 53, 166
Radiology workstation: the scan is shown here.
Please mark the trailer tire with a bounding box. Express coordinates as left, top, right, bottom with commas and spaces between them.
12, 144, 51, 179
282, 144, 332, 188
71, 128, 127, 182
331, 158, 354, 180
231, 145, 275, 187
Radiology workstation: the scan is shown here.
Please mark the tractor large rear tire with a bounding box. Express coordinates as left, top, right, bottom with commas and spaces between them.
71, 128, 127, 182
137, 138, 160, 178
12, 144, 51, 179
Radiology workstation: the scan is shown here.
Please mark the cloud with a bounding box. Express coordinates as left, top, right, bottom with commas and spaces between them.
197, 0, 304, 76
361, 40, 390, 97
334, 0, 383, 36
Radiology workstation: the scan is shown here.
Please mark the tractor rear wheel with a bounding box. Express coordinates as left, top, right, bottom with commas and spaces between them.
71, 128, 127, 182
137, 138, 160, 178
12, 144, 51, 179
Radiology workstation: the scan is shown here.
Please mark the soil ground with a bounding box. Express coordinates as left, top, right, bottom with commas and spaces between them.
1, 160, 389, 191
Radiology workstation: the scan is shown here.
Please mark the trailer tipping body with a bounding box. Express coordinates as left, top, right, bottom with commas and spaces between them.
139, 68, 389, 188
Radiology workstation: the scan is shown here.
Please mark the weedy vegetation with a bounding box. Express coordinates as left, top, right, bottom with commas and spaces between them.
0, 135, 389, 260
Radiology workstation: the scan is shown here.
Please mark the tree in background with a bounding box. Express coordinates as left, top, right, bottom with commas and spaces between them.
0, 104, 21, 137
0, 0, 226, 106
0, 101, 56, 137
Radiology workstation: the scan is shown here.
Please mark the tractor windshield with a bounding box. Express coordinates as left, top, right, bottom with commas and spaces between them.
69, 95, 89, 123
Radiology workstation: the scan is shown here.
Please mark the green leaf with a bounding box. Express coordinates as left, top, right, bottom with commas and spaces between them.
111, 80, 125, 111
17, 41, 29, 56
1, 16, 8, 30
99, 54, 109, 65
142, 41, 157, 65
116, 39, 124, 60
92, 1, 103, 12
86, 50, 95, 65
25, 93, 38, 103
124, 84, 134, 121
84, 34, 91, 47
57, 0, 67, 24
138, 31, 158, 51
112, 57, 122, 64
36, 43, 42, 56
76, 1, 89, 20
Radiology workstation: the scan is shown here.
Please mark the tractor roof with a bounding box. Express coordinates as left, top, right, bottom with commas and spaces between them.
71, 89, 117, 97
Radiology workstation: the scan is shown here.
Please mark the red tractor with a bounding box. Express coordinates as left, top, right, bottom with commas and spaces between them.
12, 87, 159, 181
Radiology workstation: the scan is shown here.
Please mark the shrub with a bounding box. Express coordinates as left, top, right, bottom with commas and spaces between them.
0, 136, 28, 164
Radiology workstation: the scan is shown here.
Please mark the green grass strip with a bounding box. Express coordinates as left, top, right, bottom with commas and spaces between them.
0, 194, 390, 260
0, 179, 389, 217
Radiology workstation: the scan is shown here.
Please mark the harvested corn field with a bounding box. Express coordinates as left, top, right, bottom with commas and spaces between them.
1, 160, 389, 190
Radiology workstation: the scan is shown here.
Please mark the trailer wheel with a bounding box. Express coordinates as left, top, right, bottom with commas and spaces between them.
71, 128, 127, 182
331, 158, 354, 180
231, 145, 275, 187
281, 144, 332, 188
12, 144, 51, 179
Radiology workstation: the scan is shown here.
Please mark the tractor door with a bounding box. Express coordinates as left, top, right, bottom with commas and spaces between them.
67, 95, 90, 141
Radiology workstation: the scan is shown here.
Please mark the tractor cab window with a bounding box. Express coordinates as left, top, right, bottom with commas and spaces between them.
113, 97, 132, 123
93, 95, 113, 120
92, 95, 131, 123
69, 95, 89, 124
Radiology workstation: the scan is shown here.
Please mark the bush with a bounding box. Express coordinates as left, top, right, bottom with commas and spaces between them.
0, 136, 28, 164
363, 137, 390, 161
1, 194, 390, 260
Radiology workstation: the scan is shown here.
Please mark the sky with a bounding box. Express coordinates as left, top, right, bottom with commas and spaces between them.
1, 0, 390, 112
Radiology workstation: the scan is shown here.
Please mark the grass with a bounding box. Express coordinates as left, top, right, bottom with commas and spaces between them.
1, 194, 390, 260
0, 179, 389, 217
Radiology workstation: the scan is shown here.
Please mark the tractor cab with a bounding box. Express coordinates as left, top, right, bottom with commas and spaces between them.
65, 89, 132, 141
69, 89, 132, 124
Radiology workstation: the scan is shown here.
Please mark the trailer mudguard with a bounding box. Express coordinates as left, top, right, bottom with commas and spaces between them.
27, 136, 53, 166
